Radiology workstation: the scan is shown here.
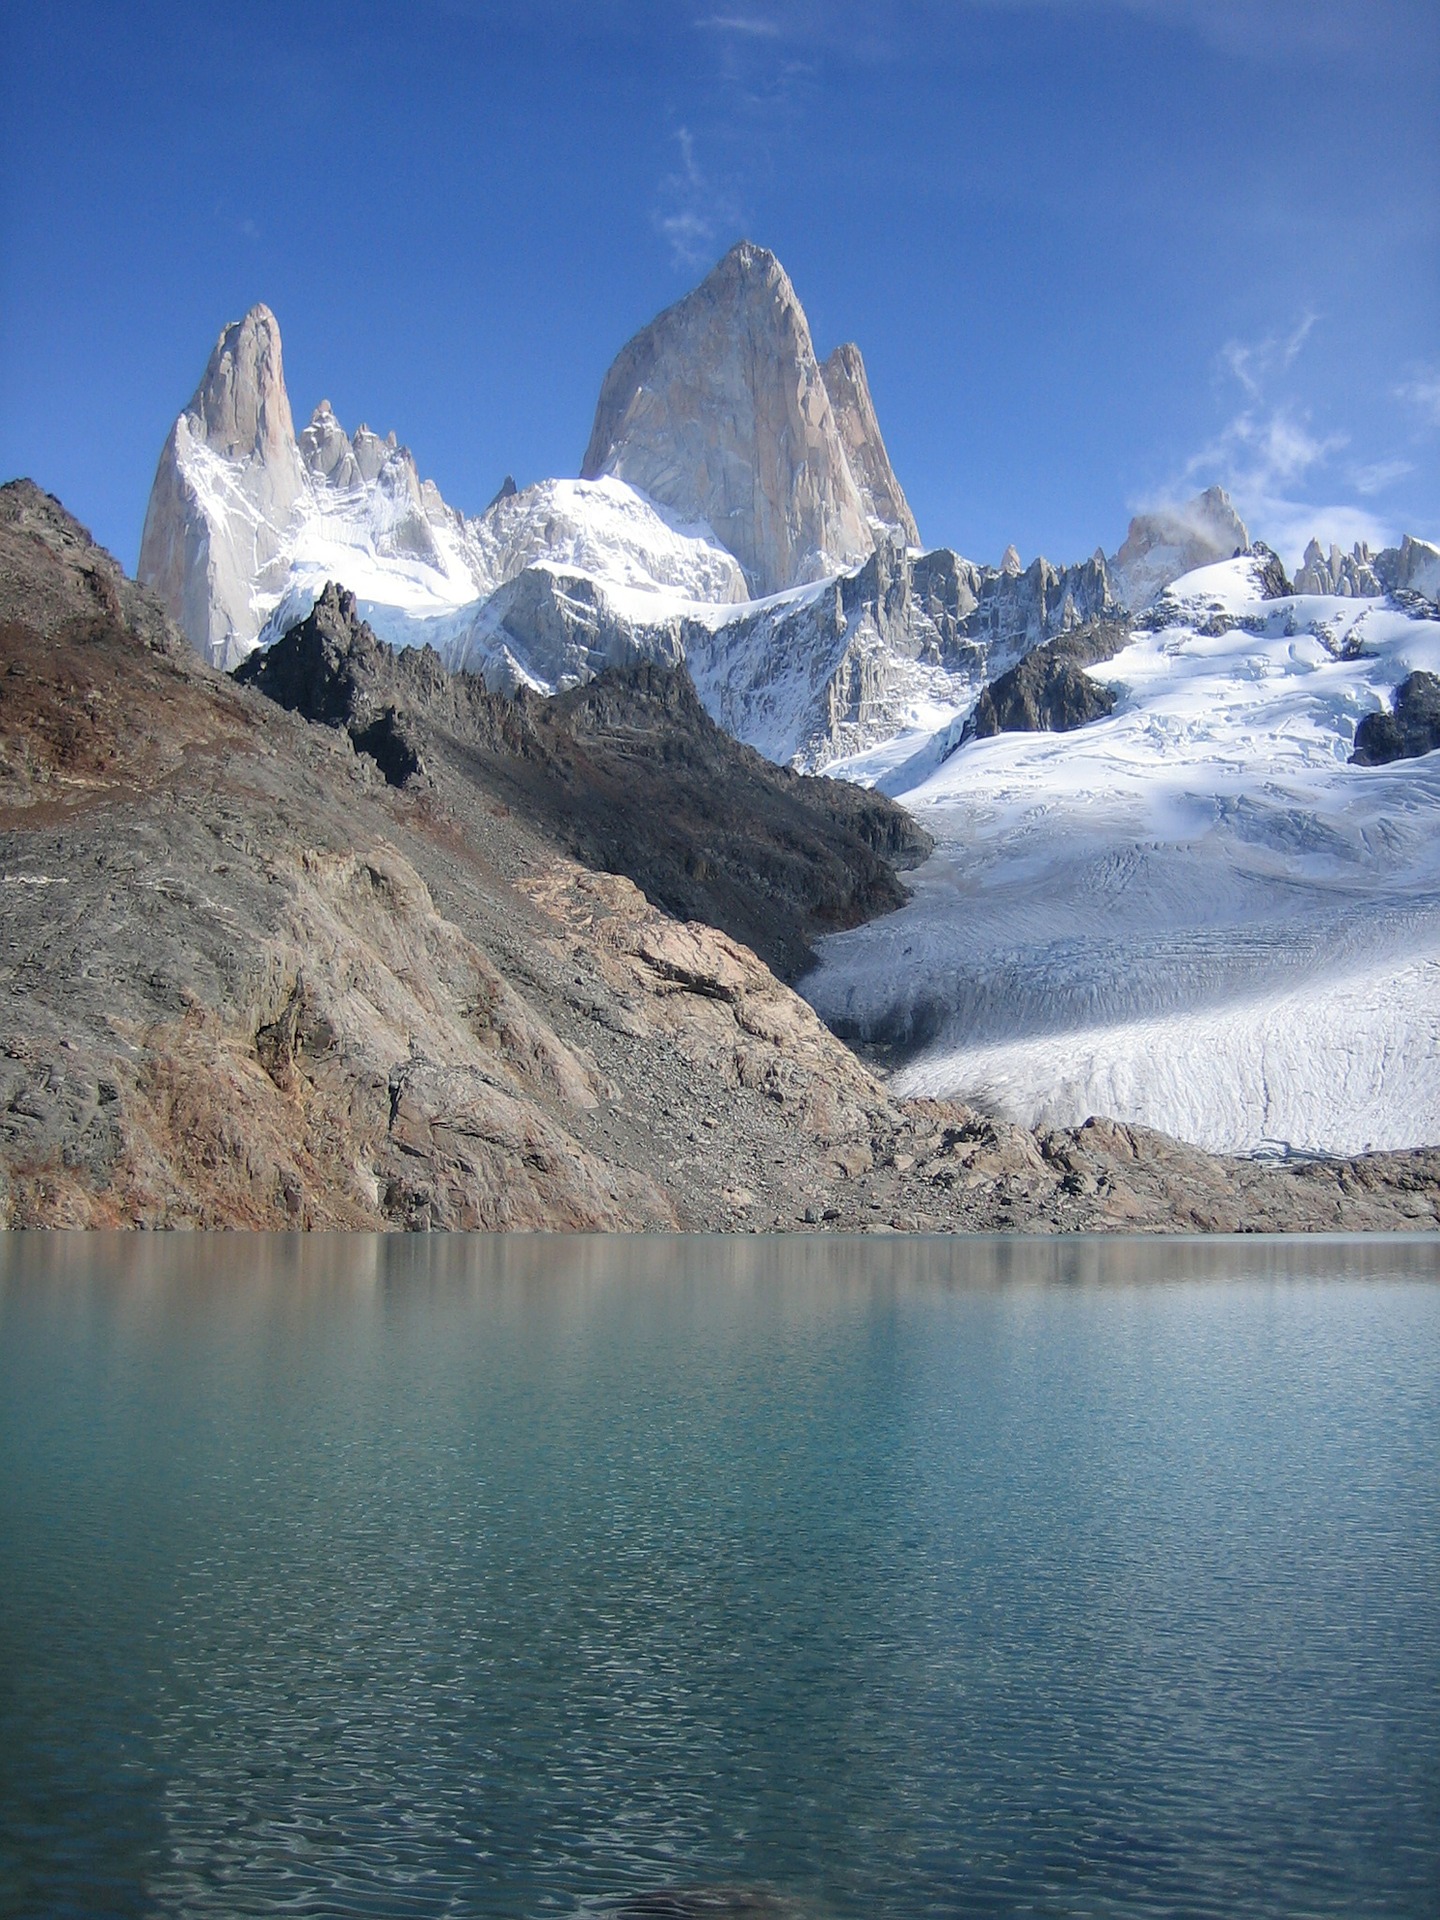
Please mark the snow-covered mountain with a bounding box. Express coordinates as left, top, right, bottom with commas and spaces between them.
804, 554, 1440, 1156
137, 244, 1218, 763
138, 303, 750, 674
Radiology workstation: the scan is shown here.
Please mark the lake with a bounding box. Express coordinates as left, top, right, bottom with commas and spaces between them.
2, 1233, 1437, 1919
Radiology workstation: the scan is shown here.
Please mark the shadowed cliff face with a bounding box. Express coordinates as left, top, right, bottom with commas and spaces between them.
4, 479, 1440, 1235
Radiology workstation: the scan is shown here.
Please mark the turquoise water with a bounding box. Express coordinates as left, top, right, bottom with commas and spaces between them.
1, 1234, 1437, 1920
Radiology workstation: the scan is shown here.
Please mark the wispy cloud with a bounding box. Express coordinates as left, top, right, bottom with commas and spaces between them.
713, 0, 1432, 67
1149, 317, 1405, 562
694, 12, 783, 34
1351, 457, 1414, 497
653, 126, 741, 270
1395, 370, 1440, 429
1220, 313, 1316, 400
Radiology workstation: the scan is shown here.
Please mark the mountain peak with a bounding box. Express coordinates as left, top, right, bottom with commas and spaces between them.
580, 244, 911, 595
714, 238, 783, 282
139, 302, 305, 664
1111, 486, 1251, 608
185, 302, 297, 469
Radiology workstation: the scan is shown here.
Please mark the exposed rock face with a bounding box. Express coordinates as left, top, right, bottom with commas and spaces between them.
1351, 670, 1440, 765
681, 538, 1122, 769
1111, 486, 1251, 608
820, 342, 920, 547
959, 619, 1130, 745
1375, 534, 1440, 605
5, 479, 1439, 1234
138, 305, 306, 668
580, 242, 876, 596
1294, 537, 1381, 598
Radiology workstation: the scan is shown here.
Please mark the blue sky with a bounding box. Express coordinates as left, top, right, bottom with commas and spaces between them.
1, 0, 1435, 570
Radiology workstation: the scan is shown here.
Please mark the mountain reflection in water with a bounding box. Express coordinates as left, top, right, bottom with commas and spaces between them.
2, 1232, 1437, 1920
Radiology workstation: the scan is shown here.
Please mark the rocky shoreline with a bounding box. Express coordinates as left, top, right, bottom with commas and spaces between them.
2, 479, 1437, 1233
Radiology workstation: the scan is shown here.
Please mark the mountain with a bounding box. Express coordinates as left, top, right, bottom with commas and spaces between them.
9, 477, 1437, 1232
136, 251, 1440, 790
138, 309, 747, 672
135, 256, 1256, 771
1109, 485, 1252, 608
140, 248, 1118, 763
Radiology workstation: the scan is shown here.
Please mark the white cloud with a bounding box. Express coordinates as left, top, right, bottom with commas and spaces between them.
1181, 403, 1345, 503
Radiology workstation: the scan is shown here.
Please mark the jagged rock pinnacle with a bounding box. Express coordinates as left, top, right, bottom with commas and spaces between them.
1111, 486, 1251, 609
139, 303, 305, 666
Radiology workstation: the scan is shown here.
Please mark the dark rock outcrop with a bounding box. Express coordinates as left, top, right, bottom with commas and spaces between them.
959, 619, 1130, 745
1351, 670, 1440, 765
1250, 543, 1293, 599
236, 582, 428, 787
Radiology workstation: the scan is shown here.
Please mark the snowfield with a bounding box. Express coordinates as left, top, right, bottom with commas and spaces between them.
803, 557, 1440, 1155
249, 472, 750, 655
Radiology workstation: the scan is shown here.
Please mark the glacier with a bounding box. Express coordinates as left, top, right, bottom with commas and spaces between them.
803, 557, 1440, 1155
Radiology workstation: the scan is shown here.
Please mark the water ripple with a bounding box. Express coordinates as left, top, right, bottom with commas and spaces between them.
1, 1234, 1436, 1919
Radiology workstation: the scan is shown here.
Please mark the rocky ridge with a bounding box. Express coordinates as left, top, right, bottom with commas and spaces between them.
5, 480, 1439, 1233
683, 538, 1123, 770
236, 582, 933, 981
